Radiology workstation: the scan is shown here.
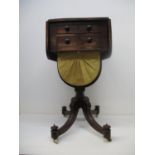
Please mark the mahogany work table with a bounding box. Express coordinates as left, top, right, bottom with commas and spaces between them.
46, 17, 112, 143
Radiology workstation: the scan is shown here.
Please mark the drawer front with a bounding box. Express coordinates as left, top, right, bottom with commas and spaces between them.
78, 23, 106, 33
55, 34, 107, 51
54, 24, 78, 34
79, 34, 107, 50
56, 35, 79, 51
53, 22, 107, 34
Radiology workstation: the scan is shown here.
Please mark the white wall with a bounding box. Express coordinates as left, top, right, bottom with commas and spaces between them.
19, 0, 135, 115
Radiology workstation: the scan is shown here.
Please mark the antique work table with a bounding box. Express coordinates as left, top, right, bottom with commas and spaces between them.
46, 17, 112, 143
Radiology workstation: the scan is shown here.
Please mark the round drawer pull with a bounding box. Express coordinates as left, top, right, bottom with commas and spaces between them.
64, 25, 70, 32
64, 38, 70, 44
87, 37, 93, 43
86, 25, 92, 31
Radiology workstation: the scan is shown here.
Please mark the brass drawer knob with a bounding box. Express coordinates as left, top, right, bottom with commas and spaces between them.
64, 38, 70, 44
87, 37, 93, 43
86, 25, 92, 31
64, 25, 70, 32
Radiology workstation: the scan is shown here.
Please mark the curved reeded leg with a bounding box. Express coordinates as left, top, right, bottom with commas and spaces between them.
82, 98, 111, 141
51, 97, 79, 143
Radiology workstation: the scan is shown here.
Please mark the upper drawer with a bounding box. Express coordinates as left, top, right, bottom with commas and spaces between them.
78, 23, 106, 33
53, 22, 107, 34
54, 23, 78, 34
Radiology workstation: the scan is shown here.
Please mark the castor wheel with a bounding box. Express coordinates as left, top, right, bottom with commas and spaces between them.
53, 138, 59, 144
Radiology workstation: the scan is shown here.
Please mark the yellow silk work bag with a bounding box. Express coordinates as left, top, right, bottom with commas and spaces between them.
57, 52, 101, 87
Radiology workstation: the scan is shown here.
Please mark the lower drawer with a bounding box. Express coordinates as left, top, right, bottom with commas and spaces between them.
79, 35, 106, 50
56, 35, 78, 51
56, 34, 107, 51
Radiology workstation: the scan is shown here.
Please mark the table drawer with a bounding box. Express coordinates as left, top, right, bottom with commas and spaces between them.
53, 22, 106, 34
56, 34, 107, 51
79, 34, 107, 50
56, 35, 78, 51
54, 24, 78, 34
78, 23, 106, 33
